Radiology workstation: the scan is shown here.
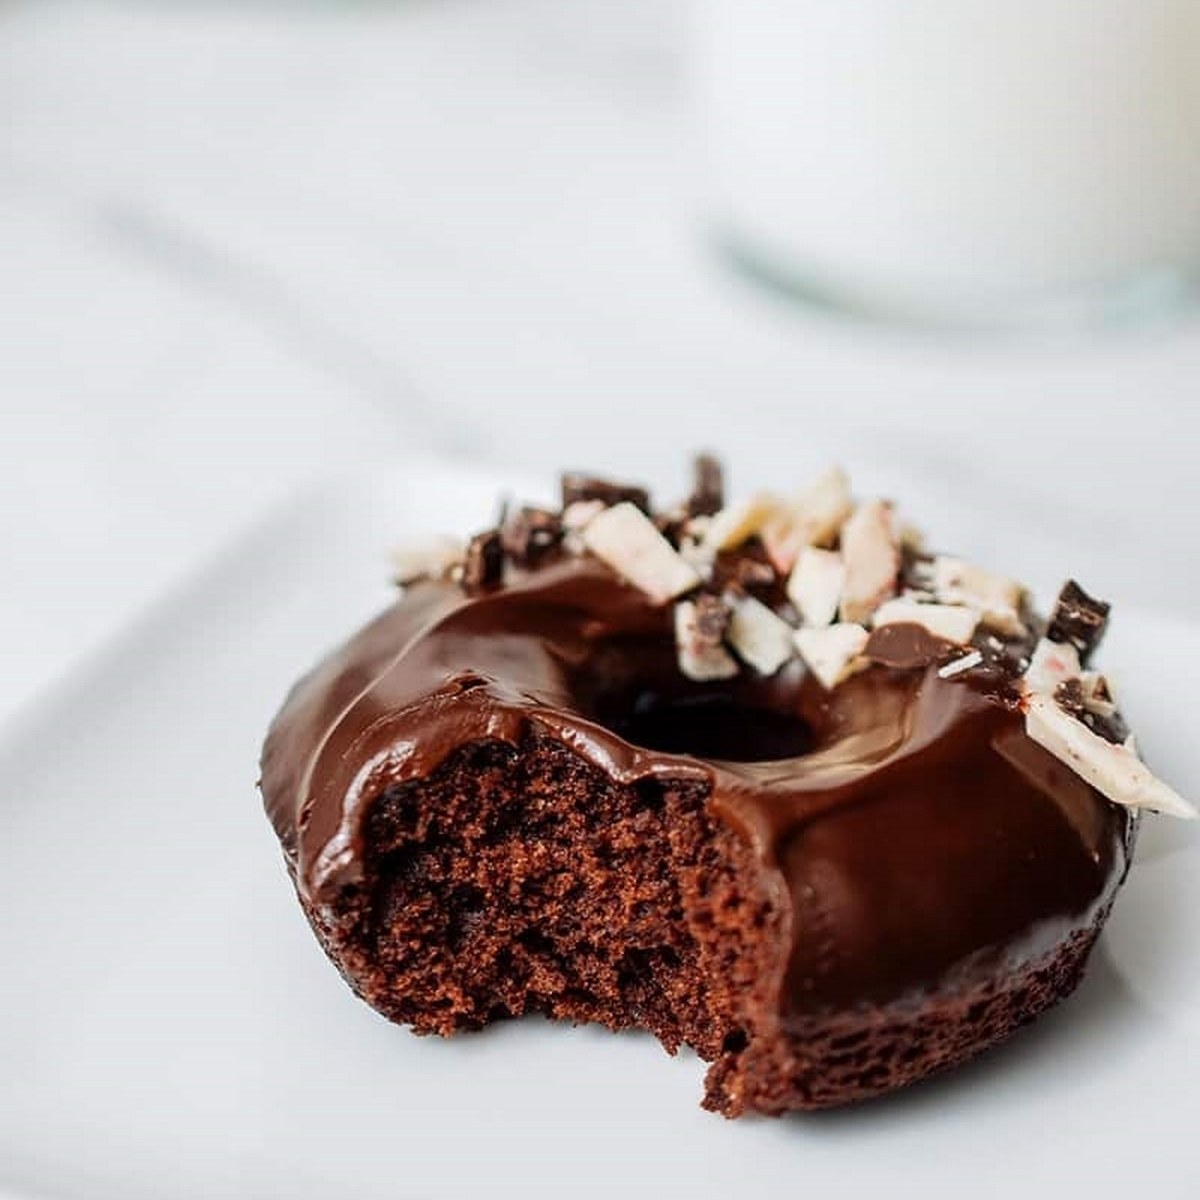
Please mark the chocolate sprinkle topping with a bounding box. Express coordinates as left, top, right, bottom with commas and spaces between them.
1047, 580, 1110, 664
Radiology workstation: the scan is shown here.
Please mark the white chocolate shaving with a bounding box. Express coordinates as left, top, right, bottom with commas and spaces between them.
673, 601, 738, 682
703, 492, 783, 555
794, 466, 854, 547
761, 466, 854, 572
839, 500, 900, 624
727, 594, 796, 676
561, 499, 606, 531
760, 512, 806, 575
1025, 694, 1196, 818
1024, 637, 1082, 695
794, 623, 870, 691
1080, 671, 1118, 719
582, 502, 701, 604
932, 557, 1027, 636
938, 650, 984, 679
392, 536, 463, 584
872, 598, 979, 645
786, 548, 845, 629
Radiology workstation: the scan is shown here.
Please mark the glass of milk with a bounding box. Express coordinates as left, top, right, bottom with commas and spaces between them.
697, 0, 1200, 326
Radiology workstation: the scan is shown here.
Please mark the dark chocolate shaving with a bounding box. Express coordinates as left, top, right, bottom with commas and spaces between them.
730, 558, 777, 590
1057, 677, 1128, 746
711, 542, 780, 602
1080, 708, 1130, 747
1047, 580, 1110, 664
1055, 678, 1086, 718
686, 454, 725, 518
462, 530, 504, 592
501, 507, 563, 568
561, 472, 651, 515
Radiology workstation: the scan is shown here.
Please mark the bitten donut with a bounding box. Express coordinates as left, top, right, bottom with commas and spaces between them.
260, 459, 1192, 1116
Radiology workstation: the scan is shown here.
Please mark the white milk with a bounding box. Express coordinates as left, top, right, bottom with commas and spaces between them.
699, 0, 1200, 318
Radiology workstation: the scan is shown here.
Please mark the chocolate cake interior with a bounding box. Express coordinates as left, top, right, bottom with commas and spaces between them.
338, 728, 786, 1114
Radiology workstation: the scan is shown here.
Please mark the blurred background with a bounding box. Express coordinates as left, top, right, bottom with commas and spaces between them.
3, 0, 1198, 727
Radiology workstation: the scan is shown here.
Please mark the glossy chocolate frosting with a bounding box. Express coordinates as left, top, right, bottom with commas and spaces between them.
261, 556, 1131, 1020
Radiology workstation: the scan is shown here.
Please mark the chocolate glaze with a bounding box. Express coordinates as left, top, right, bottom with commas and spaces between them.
261, 556, 1131, 1021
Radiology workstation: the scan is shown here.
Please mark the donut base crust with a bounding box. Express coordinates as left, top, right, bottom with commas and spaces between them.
293, 734, 1107, 1116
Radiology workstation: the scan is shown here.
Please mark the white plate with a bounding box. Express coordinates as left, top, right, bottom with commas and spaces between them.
1, 462, 1197, 1200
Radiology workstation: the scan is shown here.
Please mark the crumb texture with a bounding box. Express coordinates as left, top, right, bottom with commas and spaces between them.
305, 735, 784, 1074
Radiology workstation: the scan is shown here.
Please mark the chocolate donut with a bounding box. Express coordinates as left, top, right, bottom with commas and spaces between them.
260, 462, 1191, 1115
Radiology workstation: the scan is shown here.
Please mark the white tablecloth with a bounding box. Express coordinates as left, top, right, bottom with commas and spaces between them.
3, 0, 1199, 726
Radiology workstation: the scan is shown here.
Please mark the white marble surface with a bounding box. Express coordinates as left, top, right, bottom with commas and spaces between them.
3, 0, 1200, 726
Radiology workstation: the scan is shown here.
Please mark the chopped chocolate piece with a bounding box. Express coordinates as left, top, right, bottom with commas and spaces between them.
932, 556, 1027, 638
686, 454, 725, 518
727, 594, 795, 676
674, 598, 738, 681
794, 622, 870, 690
864, 623, 954, 670
788, 547, 844, 629
900, 548, 936, 592
1079, 671, 1118, 719
839, 500, 900, 624
731, 557, 778, 590
653, 508, 688, 548
693, 591, 731, 643
562, 500, 606, 532
1055, 677, 1087, 717
581, 502, 702, 604
1060, 673, 1129, 745
872, 599, 979, 645
1080, 708, 1131, 748
759, 466, 854, 574
1025, 694, 1195, 816
501, 506, 564, 568
561, 472, 651, 515
677, 519, 717, 576
462, 529, 504, 592
709, 544, 782, 606
704, 493, 783, 556
1047, 580, 1110, 664
792, 465, 854, 549
1024, 637, 1082, 696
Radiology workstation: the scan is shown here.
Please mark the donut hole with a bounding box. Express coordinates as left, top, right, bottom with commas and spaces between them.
606, 691, 816, 763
